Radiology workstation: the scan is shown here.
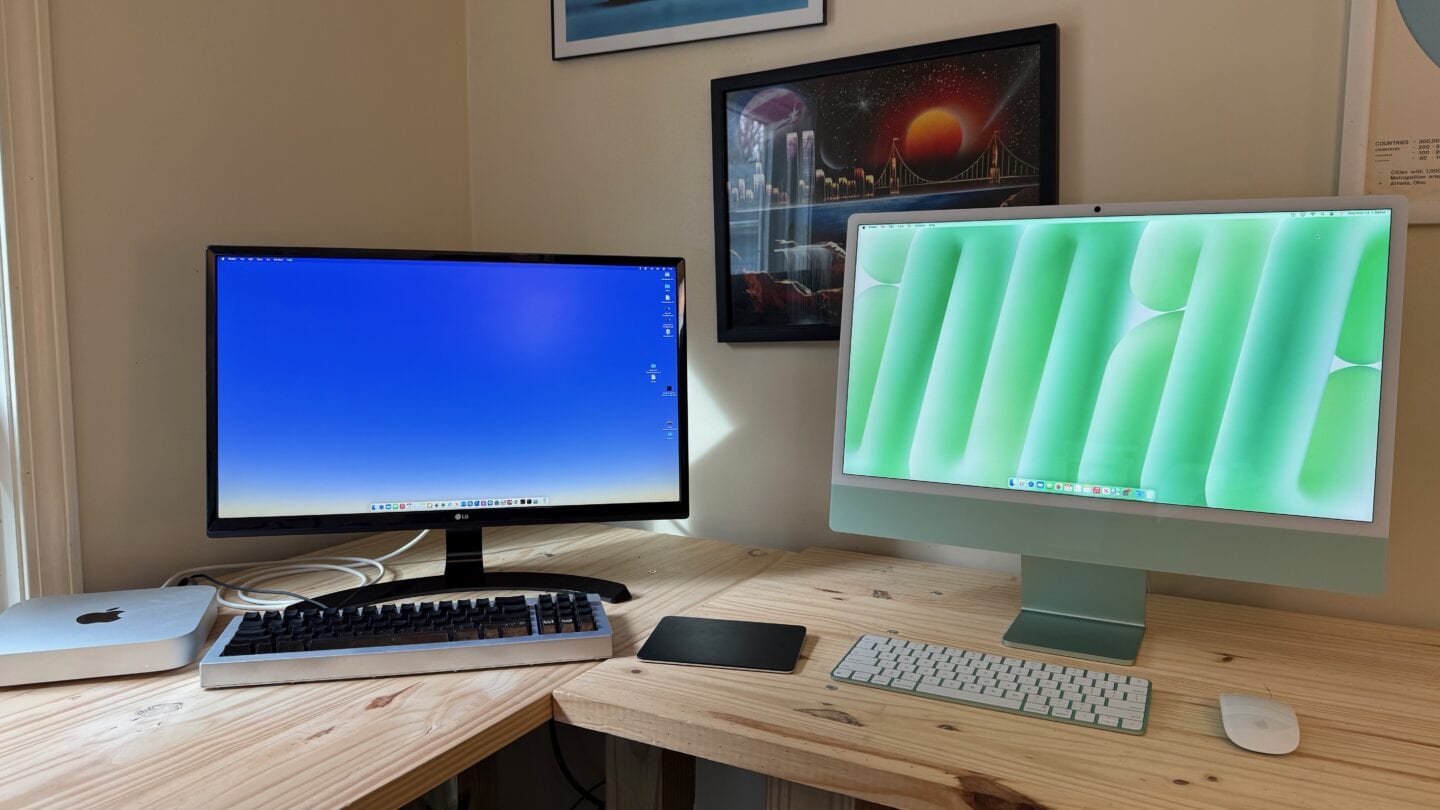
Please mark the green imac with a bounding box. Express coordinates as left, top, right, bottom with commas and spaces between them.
830, 197, 1407, 664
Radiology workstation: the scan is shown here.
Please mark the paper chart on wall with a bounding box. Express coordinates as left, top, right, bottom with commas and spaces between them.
1342, 0, 1440, 222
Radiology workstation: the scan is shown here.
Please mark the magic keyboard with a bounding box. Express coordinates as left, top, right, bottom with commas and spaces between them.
832, 634, 1151, 734
199, 593, 612, 688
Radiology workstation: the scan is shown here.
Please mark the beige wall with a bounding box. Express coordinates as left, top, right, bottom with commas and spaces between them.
50, 0, 472, 591
468, 0, 1440, 629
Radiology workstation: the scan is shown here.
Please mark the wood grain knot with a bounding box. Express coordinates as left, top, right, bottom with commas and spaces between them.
796, 708, 863, 726
1219, 654, 1235, 663
630, 668, 643, 675
366, 684, 415, 710
1173, 779, 1190, 786
134, 703, 182, 718
872, 590, 892, 600
306, 726, 335, 741
955, 773, 1045, 810
1206, 775, 1219, 783
747, 549, 769, 557
825, 684, 838, 691
817, 588, 841, 594
937, 724, 960, 732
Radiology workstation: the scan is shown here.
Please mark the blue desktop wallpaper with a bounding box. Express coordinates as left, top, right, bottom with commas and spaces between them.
215, 256, 682, 518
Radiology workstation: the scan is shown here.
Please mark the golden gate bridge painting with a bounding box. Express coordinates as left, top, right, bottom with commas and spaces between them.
713, 27, 1057, 341
729, 131, 1039, 209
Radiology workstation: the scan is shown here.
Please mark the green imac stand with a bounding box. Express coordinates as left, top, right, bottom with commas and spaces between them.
830, 196, 1405, 665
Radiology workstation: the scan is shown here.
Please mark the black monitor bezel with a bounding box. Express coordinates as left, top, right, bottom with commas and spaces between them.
206, 245, 690, 538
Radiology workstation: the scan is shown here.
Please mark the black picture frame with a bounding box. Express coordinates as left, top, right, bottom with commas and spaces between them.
711, 25, 1059, 342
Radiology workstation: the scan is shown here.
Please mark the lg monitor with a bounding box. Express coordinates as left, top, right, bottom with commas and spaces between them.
831, 197, 1406, 664
208, 246, 687, 606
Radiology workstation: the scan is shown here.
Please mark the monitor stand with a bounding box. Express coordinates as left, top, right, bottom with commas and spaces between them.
1001, 556, 1146, 666
295, 528, 633, 611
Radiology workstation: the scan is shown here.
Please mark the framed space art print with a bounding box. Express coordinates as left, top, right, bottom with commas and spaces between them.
712, 25, 1058, 341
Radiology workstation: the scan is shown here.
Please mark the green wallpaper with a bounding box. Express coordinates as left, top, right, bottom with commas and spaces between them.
844, 211, 1391, 522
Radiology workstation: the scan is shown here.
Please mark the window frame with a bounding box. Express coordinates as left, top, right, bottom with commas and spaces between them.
0, 0, 80, 605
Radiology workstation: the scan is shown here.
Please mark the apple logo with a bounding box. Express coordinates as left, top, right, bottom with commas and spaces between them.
76, 607, 124, 625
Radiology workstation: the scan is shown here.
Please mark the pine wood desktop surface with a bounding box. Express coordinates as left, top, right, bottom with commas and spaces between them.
553, 547, 1440, 810
0, 524, 780, 809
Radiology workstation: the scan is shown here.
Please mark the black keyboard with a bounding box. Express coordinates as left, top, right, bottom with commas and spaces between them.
199, 593, 612, 687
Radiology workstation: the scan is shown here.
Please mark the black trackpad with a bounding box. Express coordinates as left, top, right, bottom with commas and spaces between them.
637, 616, 806, 672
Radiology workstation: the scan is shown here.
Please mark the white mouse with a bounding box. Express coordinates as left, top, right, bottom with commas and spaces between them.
1219, 693, 1300, 755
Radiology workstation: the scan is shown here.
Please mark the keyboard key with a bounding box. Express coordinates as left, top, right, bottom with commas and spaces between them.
1095, 704, 1144, 722
917, 682, 1022, 710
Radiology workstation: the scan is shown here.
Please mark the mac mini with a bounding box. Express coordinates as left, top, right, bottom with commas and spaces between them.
0, 585, 217, 687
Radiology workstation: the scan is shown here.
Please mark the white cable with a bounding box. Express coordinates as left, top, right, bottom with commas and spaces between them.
163, 529, 431, 611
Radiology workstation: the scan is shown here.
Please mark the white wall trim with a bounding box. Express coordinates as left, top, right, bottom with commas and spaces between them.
1338, 0, 1376, 196
0, 0, 81, 601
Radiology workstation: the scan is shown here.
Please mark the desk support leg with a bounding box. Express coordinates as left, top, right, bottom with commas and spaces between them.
606, 737, 695, 810
457, 755, 499, 810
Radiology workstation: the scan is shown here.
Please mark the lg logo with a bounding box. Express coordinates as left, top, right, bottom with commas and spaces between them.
454, 513, 470, 520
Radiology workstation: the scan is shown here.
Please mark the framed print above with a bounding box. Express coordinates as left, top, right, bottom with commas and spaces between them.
712, 25, 1059, 342
552, 0, 825, 61
1340, 0, 1440, 222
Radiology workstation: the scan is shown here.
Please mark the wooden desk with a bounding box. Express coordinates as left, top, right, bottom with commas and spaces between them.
0, 524, 779, 809
554, 547, 1440, 809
